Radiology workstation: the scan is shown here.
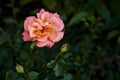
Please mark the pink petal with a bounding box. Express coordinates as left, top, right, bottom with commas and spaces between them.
29, 28, 36, 37
27, 25, 33, 32
49, 30, 57, 41
37, 34, 48, 42
41, 12, 50, 22
32, 22, 43, 30
36, 41, 48, 47
37, 9, 46, 19
29, 17, 36, 24
58, 18, 64, 31
24, 19, 28, 31
36, 40, 54, 48
52, 32, 64, 42
48, 17, 59, 27
36, 19, 43, 29
53, 13, 64, 31
53, 13, 59, 17
46, 40, 54, 48
24, 16, 34, 31
48, 17, 64, 31
22, 31, 32, 41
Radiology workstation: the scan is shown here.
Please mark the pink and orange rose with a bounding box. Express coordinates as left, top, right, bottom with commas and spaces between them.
22, 9, 64, 48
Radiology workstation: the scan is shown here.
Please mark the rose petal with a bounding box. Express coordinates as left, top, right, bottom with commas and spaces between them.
53, 13, 59, 17
36, 41, 48, 47
36, 40, 54, 48
49, 30, 57, 41
24, 19, 28, 31
48, 17, 64, 31
37, 34, 48, 42
41, 12, 50, 22
48, 17, 59, 28
32, 22, 43, 30
37, 9, 46, 19
46, 40, 54, 48
58, 18, 64, 31
53, 13, 64, 31
24, 16, 33, 31
29, 28, 37, 38
52, 32, 64, 42
27, 17, 37, 26
22, 31, 32, 41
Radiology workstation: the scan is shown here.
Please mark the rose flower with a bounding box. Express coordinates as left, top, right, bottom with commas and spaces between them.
22, 9, 64, 48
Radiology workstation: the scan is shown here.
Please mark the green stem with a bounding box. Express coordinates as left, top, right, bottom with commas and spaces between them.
54, 51, 63, 63
39, 51, 64, 75
39, 64, 47, 75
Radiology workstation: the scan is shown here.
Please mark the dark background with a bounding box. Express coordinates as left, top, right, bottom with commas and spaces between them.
0, 0, 120, 80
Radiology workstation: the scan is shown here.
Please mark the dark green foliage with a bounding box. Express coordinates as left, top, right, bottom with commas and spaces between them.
0, 0, 120, 80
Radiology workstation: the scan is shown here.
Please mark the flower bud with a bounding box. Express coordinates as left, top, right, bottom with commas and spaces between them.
16, 64, 25, 74
60, 43, 69, 52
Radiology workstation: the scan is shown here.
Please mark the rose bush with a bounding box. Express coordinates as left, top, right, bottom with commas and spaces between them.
22, 9, 64, 48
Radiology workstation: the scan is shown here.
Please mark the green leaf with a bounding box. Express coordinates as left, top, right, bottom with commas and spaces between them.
18, 78, 25, 80
117, 36, 120, 45
98, 5, 111, 21
53, 63, 63, 77
59, 10, 67, 21
27, 71, 39, 80
3, 17, 16, 24
30, 42, 36, 50
64, 73, 72, 80
87, 15, 96, 25
5, 71, 13, 80
47, 60, 55, 68
68, 12, 88, 26
82, 74, 90, 80
106, 30, 119, 41
0, 34, 10, 45
102, 18, 120, 30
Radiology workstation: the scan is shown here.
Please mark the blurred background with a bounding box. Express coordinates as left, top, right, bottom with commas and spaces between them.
0, 0, 120, 80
